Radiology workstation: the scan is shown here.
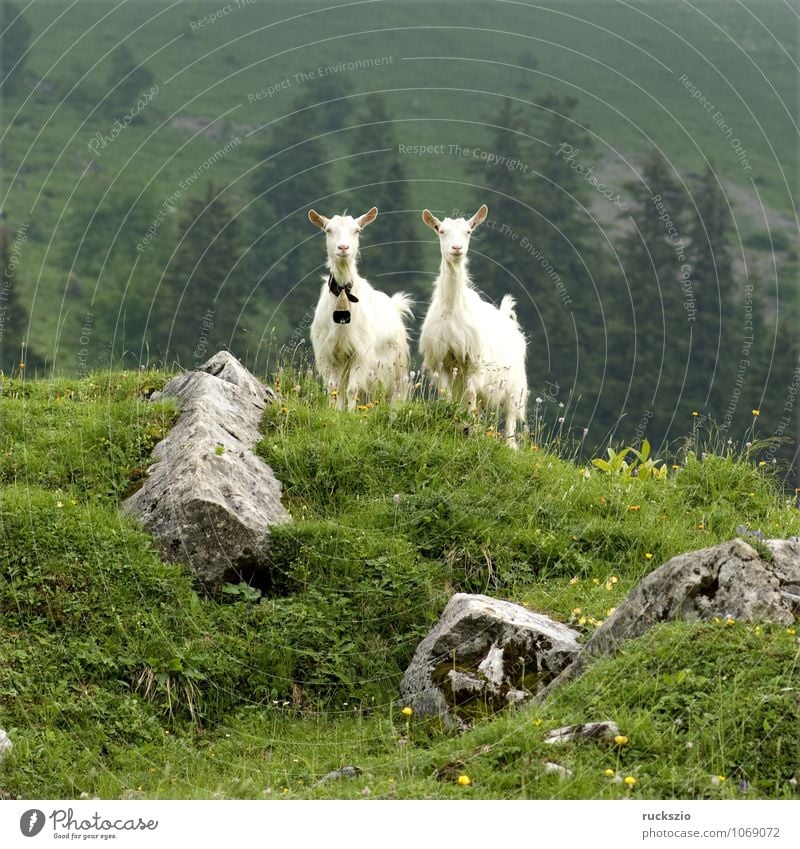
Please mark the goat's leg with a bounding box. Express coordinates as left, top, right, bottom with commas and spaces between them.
328, 369, 349, 410
346, 368, 362, 412
504, 395, 522, 449
465, 378, 478, 417
436, 371, 451, 401
324, 375, 337, 408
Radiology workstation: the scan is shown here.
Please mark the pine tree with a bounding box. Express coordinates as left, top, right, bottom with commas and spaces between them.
155, 182, 247, 367
1, 2, 33, 94
345, 93, 422, 298
105, 44, 154, 114
686, 164, 737, 416
471, 94, 604, 418
248, 88, 338, 338
609, 151, 693, 447
0, 221, 40, 374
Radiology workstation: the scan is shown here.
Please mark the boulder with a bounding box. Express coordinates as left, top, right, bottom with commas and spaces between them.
541, 537, 800, 697
587, 537, 798, 657
123, 351, 291, 591
0, 728, 11, 762
315, 766, 362, 786
544, 721, 620, 744
400, 593, 581, 728
543, 762, 573, 779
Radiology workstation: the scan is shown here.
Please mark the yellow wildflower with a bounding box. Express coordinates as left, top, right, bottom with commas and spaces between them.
624, 776, 636, 787
401, 706, 413, 717
457, 775, 471, 786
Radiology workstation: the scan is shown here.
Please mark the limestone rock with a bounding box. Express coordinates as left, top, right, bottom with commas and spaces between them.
544, 721, 620, 744
400, 593, 581, 727
543, 762, 573, 778
315, 765, 362, 785
588, 537, 797, 660
123, 351, 291, 591
0, 729, 11, 762
541, 537, 800, 698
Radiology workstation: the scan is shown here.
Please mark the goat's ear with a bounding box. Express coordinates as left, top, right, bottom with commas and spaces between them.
422, 209, 441, 232
308, 209, 328, 229
468, 204, 489, 230
356, 207, 378, 229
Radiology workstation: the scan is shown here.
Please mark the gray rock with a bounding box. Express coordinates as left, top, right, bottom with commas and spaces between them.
400, 593, 581, 728
541, 537, 800, 698
123, 351, 291, 591
0, 728, 11, 762
315, 765, 362, 786
544, 721, 620, 744
543, 762, 573, 778
766, 537, 800, 615
589, 537, 797, 655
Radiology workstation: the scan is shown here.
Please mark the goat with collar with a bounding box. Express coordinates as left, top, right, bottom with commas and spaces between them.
308, 207, 413, 411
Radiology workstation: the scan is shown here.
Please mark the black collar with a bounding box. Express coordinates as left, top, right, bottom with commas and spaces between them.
328, 272, 359, 303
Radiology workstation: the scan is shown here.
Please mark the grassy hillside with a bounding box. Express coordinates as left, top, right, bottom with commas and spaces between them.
1, 0, 798, 363
0, 367, 798, 799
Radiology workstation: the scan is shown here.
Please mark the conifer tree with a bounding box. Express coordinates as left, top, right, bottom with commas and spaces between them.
248, 88, 338, 337
473, 94, 603, 417
1, 2, 32, 94
156, 182, 246, 366
106, 44, 154, 113
345, 93, 422, 298
0, 221, 40, 374
685, 164, 737, 415
609, 151, 692, 446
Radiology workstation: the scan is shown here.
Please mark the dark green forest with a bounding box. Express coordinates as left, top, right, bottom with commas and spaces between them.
0, 0, 797, 478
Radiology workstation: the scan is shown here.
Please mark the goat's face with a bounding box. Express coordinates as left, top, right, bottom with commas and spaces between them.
308, 207, 377, 325
422, 205, 488, 264
308, 207, 378, 265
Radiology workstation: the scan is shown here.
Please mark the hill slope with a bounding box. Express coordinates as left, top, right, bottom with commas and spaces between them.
0, 367, 798, 799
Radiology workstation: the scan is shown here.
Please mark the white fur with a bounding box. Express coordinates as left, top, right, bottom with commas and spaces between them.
419, 204, 528, 445
308, 207, 413, 411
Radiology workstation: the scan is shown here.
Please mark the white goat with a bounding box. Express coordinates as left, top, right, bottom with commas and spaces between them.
419, 204, 528, 445
308, 207, 413, 410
